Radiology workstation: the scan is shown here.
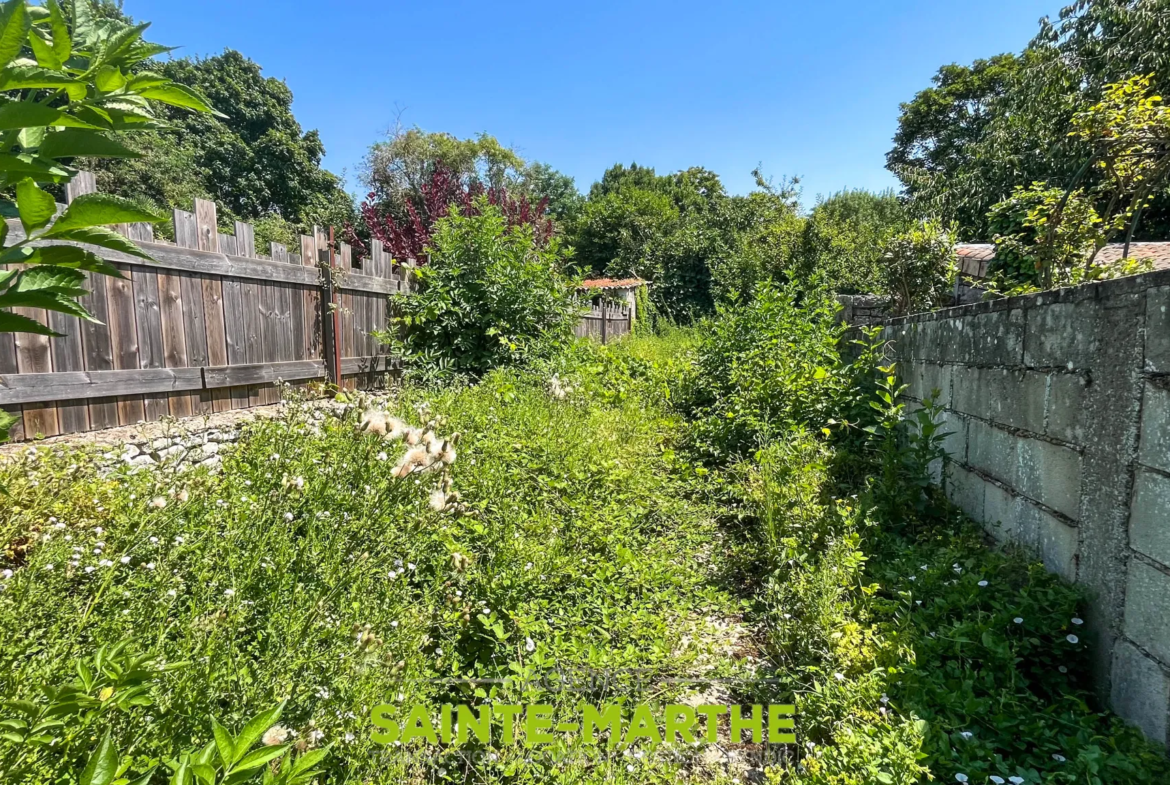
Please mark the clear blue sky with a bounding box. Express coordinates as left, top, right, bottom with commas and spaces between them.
124, 0, 1060, 208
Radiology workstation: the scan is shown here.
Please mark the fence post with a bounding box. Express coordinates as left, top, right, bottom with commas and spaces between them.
328, 227, 342, 387
600, 302, 608, 345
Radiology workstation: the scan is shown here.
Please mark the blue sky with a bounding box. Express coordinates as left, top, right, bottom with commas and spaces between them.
124, 0, 1060, 208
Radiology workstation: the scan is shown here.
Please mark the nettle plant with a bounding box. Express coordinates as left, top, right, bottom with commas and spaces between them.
0, 0, 219, 439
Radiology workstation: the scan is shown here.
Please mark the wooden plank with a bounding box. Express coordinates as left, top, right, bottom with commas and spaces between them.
157, 271, 193, 418
300, 234, 319, 360
132, 265, 167, 421
338, 242, 353, 389
240, 280, 263, 406
173, 210, 213, 414
80, 272, 118, 429
0, 368, 204, 405
6, 220, 322, 285
65, 171, 96, 202
179, 272, 211, 414
235, 221, 256, 259
257, 281, 279, 404
270, 243, 296, 393
0, 267, 21, 436
341, 356, 389, 376
105, 263, 145, 425
67, 172, 106, 434
217, 232, 246, 410
202, 360, 325, 389
13, 307, 59, 438
47, 310, 89, 433
193, 200, 230, 413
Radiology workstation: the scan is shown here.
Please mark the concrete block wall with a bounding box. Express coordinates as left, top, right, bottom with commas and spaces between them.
873, 268, 1170, 748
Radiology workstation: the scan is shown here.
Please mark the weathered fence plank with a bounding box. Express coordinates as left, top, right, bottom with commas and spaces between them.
0, 175, 407, 441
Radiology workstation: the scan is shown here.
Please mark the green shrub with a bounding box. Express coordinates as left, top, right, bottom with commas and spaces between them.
679, 280, 877, 462
878, 219, 957, 315
386, 199, 580, 381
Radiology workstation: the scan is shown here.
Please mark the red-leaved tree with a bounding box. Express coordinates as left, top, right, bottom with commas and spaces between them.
348, 166, 553, 263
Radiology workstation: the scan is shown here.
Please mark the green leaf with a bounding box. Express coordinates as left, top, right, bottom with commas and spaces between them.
0, 310, 56, 335
14, 266, 87, 296
44, 193, 162, 235
0, 101, 98, 131
230, 702, 285, 765
169, 758, 191, 785
231, 744, 287, 773
0, 289, 95, 321
288, 747, 329, 778
125, 770, 156, 785
210, 717, 235, 768
17, 125, 46, 151
42, 226, 154, 262
139, 84, 223, 116
15, 177, 57, 234
0, 152, 74, 182
80, 731, 119, 785
0, 0, 31, 67
22, 245, 125, 277
68, 0, 96, 50
189, 764, 216, 785
94, 65, 125, 93
45, 0, 70, 64
0, 65, 79, 90
39, 129, 140, 160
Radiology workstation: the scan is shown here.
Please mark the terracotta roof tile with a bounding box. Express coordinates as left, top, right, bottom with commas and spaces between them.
954, 242, 1170, 278
578, 278, 647, 290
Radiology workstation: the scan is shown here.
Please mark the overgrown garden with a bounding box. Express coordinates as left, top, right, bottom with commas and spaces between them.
3, 0, 1170, 783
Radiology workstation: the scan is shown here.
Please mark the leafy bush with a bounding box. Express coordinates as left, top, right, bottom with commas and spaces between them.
987, 183, 1106, 287
679, 280, 876, 461
385, 199, 580, 381
795, 189, 909, 295
878, 219, 957, 315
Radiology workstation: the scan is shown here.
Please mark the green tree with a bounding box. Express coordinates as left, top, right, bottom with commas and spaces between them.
520, 161, 583, 223
571, 185, 679, 278
795, 189, 909, 294
94, 49, 352, 246
879, 219, 957, 315
888, 0, 1170, 240
386, 199, 579, 380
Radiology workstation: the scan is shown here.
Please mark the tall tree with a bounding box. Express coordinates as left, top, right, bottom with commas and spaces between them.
888, 0, 1170, 240
95, 49, 353, 245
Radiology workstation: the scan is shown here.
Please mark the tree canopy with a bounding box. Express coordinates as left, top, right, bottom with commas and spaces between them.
888, 0, 1170, 241
94, 49, 353, 246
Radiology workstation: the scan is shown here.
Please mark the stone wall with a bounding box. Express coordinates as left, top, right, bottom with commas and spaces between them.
873, 267, 1170, 748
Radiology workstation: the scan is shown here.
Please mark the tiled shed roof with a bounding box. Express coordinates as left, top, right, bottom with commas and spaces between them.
954, 242, 1170, 279
578, 278, 648, 290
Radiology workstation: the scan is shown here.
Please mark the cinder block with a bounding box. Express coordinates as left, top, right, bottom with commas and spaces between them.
1131, 470, 1170, 567
1147, 286, 1170, 374
1038, 510, 1079, 582
903, 361, 952, 408
1017, 437, 1082, 519
968, 419, 1019, 488
1139, 381, 1170, 475
949, 309, 1024, 366
983, 481, 1019, 545
946, 464, 985, 522
1124, 560, 1170, 666
1024, 300, 1100, 370
953, 367, 1046, 433
1111, 639, 1170, 747
1046, 372, 1090, 444
940, 411, 968, 465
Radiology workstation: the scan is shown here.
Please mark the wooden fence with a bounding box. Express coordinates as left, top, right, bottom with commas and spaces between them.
574, 301, 632, 344
0, 173, 410, 442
